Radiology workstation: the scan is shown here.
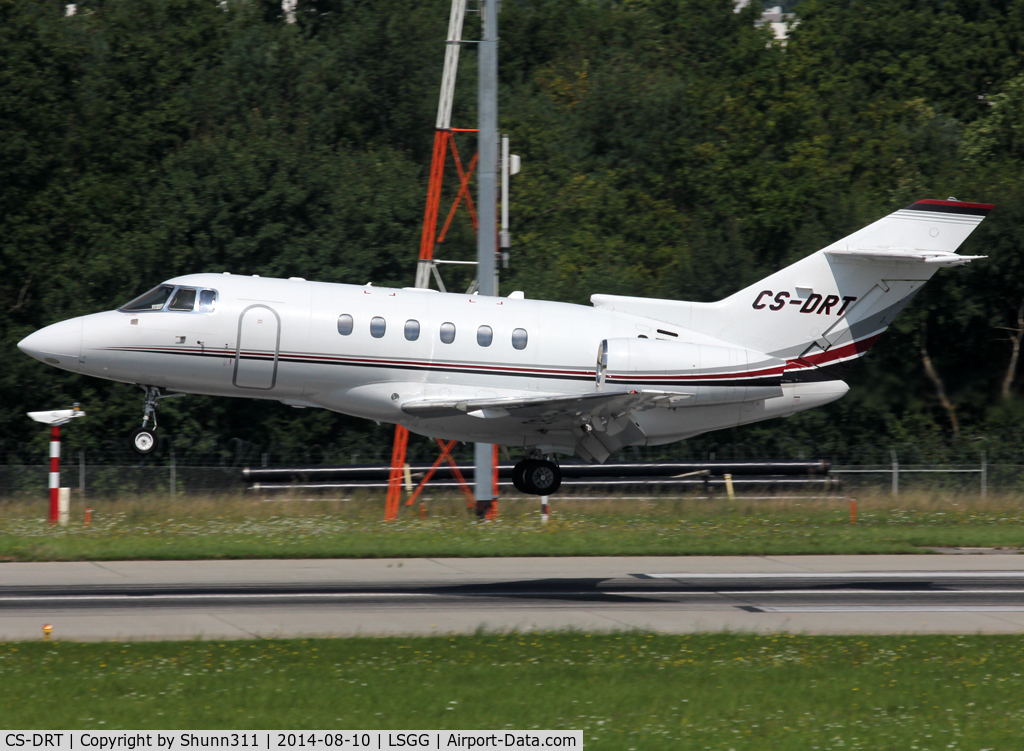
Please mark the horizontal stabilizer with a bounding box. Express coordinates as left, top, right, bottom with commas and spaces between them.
826, 249, 986, 266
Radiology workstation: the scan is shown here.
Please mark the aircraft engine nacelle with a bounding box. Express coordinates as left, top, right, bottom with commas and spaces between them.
598, 338, 785, 405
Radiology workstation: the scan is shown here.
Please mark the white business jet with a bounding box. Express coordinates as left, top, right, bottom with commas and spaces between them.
18, 199, 990, 495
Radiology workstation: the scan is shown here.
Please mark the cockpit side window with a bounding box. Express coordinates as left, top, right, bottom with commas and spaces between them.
168, 287, 197, 312
120, 284, 174, 312
198, 289, 217, 313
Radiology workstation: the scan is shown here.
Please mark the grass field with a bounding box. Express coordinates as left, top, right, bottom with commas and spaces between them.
1, 490, 1023, 561
2, 632, 1023, 749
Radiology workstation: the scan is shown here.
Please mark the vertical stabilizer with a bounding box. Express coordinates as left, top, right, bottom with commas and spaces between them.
592, 199, 992, 373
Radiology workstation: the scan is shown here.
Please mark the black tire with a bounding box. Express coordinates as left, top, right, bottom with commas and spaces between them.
522, 459, 561, 495
130, 427, 157, 455
511, 461, 529, 494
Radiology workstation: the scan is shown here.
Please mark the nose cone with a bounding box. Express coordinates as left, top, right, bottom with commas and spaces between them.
18, 318, 83, 372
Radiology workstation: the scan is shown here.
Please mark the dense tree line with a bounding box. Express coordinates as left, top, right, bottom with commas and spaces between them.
2, 0, 1024, 466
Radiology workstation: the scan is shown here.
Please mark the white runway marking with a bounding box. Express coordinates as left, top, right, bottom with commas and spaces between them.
758, 606, 1024, 613
0, 593, 428, 602
734, 589, 1024, 594
642, 572, 1024, 579
0, 591, 650, 602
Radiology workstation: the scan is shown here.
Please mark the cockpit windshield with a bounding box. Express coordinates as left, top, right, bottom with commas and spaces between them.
119, 284, 218, 313
120, 285, 174, 311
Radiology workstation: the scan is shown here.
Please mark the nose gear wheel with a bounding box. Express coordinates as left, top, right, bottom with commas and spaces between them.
130, 427, 156, 454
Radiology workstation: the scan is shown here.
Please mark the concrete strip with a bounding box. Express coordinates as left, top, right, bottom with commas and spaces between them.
6, 605, 1024, 641
4, 554, 1024, 588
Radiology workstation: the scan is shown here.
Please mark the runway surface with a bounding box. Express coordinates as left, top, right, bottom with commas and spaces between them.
4, 555, 1024, 640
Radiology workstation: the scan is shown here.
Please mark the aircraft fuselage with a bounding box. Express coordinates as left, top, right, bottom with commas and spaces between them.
20, 272, 847, 455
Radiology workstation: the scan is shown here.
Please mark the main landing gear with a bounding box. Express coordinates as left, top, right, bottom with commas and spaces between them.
129, 386, 184, 454
511, 456, 562, 496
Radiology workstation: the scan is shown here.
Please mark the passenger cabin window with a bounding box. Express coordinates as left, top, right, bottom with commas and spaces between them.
512, 328, 528, 350
477, 325, 493, 347
405, 320, 420, 341
198, 289, 217, 313
337, 314, 353, 336
440, 322, 456, 344
370, 316, 386, 338
168, 287, 197, 312
120, 284, 174, 312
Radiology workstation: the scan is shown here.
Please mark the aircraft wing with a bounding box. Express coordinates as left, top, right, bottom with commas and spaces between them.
401, 390, 692, 462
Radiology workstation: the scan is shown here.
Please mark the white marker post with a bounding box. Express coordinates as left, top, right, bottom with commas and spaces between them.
58, 487, 71, 527
27, 406, 86, 525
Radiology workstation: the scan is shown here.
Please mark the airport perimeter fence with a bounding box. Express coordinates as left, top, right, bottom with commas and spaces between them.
0, 463, 241, 499
0, 459, 1021, 500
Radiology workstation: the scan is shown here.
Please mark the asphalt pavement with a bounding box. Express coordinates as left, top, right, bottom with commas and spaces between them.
3, 555, 1024, 640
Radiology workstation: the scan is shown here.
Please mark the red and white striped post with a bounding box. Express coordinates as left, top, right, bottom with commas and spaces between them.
28, 405, 85, 525
49, 425, 61, 525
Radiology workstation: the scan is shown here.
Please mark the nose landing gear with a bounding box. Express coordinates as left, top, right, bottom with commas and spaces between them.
130, 426, 157, 454
129, 386, 184, 455
511, 456, 562, 495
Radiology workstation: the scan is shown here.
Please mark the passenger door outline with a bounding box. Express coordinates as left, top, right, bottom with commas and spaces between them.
233, 304, 281, 390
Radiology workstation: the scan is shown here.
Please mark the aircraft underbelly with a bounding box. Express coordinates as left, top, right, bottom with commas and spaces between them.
387, 379, 850, 451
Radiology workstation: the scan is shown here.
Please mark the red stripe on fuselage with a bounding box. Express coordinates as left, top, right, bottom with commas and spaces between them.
913, 199, 994, 210
105, 345, 782, 381
785, 333, 883, 371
